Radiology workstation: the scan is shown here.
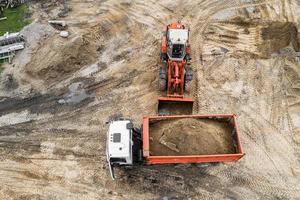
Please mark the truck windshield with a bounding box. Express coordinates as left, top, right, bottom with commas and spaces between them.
110, 158, 126, 163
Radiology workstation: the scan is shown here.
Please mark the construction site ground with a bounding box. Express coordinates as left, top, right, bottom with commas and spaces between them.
0, 0, 300, 199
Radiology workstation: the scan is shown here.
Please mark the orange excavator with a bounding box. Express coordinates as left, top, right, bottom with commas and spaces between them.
158, 21, 194, 115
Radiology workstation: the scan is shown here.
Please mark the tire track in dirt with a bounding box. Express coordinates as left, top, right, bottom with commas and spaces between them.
189, 0, 270, 113
186, 1, 300, 199
1, 0, 300, 199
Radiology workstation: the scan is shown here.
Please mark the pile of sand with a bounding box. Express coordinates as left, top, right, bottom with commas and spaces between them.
25, 36, 98, 84
149, 118, 236, 156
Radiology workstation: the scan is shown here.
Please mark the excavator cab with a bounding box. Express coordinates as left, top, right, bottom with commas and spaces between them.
167, 28, 189, 61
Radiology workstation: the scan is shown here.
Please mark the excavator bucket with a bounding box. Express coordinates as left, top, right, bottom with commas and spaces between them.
158, 97, 194, 115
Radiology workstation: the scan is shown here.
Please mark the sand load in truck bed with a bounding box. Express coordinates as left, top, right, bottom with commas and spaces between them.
149, 118, 236, 156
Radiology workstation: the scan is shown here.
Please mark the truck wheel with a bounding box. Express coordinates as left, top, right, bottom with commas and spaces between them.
159, 66, 167, 91
133, 128, 141, 135
185, 67, 193, 82
160, 52, 167, 61
159, 78, 167, 91
184, 79, 191, 93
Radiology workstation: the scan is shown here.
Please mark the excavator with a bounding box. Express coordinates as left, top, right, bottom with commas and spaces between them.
158, 21, 193, 115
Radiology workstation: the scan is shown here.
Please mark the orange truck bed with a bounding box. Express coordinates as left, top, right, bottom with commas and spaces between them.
142, 114, 244, 164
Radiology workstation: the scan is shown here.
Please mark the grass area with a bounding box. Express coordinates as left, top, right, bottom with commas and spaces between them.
0, 4, 31, 36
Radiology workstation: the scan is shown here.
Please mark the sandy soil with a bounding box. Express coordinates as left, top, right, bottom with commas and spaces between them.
150, 118, 235, 155
0, 0, 300, 199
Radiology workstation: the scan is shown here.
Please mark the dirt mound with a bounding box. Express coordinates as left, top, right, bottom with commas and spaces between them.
25, 36, 97, 84
149, 118, 235, 156
203, 18, 299, 58
259, 21, 299, 56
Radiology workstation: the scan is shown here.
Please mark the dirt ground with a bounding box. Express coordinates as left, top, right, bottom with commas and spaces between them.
0, 0, 300, 199
150, 118, 235, 155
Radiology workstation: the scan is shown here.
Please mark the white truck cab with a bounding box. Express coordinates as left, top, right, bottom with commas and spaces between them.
106, 119, 134, 179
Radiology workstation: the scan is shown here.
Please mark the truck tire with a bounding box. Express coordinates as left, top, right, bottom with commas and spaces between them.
185, 54, 191, 61
184, 67, 192, 93
133, 127, 141, 135
159, 78, 167, 91
184, 78, 191, 93
160, 52, 167, 61
159, 66, 167, 91
185, 67, 193, 82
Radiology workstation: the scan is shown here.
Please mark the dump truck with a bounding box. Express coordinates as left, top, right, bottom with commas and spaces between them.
106, 114, 244, 179
158, 21, 194, 115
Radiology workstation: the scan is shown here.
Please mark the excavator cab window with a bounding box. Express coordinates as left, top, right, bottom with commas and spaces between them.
172, 44, 184, 58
